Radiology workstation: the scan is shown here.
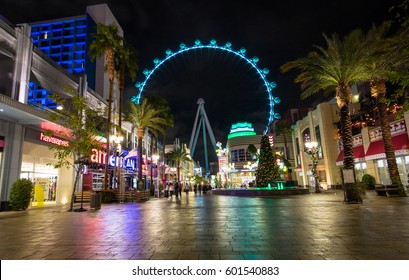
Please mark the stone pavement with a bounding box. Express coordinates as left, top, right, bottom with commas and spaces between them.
1, 190, 409, 260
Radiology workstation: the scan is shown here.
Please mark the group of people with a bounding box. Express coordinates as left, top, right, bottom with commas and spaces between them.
164, 182, 212, 198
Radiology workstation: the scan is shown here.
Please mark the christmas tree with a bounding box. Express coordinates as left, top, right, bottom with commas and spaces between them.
256, 135, 280, 187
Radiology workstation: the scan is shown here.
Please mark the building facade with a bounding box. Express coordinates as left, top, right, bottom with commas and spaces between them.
291, 100, 409, 190
0, 5, 158, 210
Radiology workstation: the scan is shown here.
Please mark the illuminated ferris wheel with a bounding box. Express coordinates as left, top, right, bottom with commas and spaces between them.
131, 39, 281, 131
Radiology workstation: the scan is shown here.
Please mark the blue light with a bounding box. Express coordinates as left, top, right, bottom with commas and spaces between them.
28, 17, 87, 109
132, 40, 280, 132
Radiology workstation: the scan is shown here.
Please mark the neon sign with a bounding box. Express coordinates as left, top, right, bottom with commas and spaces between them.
108, 155, 136, 170
40, 132, 69, 146
90, 149, 136, 170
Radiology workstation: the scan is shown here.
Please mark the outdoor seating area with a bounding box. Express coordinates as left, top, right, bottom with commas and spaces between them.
375, 185, 401, 197
74, 190, 150, 203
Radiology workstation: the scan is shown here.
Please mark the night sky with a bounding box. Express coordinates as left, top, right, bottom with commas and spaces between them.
1, 0, 399, 165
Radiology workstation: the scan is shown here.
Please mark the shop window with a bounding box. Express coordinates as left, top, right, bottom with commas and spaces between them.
318, 170, 326, 182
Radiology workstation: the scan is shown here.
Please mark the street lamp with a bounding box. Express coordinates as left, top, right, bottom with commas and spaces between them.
305, 141, 321, 193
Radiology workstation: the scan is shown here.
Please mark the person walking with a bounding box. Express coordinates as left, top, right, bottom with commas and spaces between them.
184, 184, 190, 195
169, 182, 174, 198
178, 182, 182, 197
174, 181, 179, 198
193, 184, 197, 195
198, 184, 202, 195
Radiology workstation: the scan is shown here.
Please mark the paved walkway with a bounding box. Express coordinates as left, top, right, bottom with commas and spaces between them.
1, 190, 409, 260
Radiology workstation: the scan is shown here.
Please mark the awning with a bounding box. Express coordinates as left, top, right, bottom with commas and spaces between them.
365, 133, 409, 161
336, 145, 365, 166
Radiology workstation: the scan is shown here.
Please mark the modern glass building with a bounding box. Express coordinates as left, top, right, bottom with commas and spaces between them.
26, 4, 122, 109
28, 16, 93, 109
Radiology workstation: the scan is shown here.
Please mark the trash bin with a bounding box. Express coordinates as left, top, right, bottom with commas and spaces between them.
90, 191, 101, 210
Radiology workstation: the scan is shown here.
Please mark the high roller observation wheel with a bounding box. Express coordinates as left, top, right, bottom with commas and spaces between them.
131, 39, 281, 132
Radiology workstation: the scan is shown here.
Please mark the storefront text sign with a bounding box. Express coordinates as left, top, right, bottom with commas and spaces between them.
39, 133, 69, 147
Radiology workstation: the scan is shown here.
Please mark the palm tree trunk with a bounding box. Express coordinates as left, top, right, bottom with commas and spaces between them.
372, 79, 405, 196
177, 160, 180, 182
137, 127, 144, 189
282, 133, 292, 181
117, 72, 124, 201
339, 105, 355, 170
104, 80, 113, 190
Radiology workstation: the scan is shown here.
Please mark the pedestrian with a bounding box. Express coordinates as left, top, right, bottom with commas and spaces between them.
174, 181, 179, 198
184, 184, 190, 195
165, 183, 169, 197
178, 182, 182, 197
193, 184, 197, 195
198, 184, 202, 195
169, 183, 174, 197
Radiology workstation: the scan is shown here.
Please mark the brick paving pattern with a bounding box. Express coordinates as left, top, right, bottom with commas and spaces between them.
1, 190, 409, 260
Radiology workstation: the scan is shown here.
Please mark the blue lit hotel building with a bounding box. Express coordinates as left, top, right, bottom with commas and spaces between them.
28, 4, 123, 108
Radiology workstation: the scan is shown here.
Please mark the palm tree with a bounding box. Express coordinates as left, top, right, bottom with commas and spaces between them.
166, 145, 192, 182
275, 120, 292, 160
275, 120, 293, 181
145, 95, 174, 191
115, 41, 138, 195
115, 41, 138, 133
247, 144, 258, 160
364, 23, 407, 196
126, 98, 168, 188
89, 23, 123, 189
281, 30, 372, 171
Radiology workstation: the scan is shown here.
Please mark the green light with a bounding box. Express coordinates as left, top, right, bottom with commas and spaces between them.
228, 131, 256, 139
231, 122, 253, 130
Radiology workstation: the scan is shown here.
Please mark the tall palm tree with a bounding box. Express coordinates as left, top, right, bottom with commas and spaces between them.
166, 145, 192, 182
89, 23, 123, 189
115, 41, 138, 194
281, 30, 372, 171
115, 41, 138, 134
275, 120, 292, 160
145, 95, 174, 190
126, 98, 168, 188
364, 23, 407, 196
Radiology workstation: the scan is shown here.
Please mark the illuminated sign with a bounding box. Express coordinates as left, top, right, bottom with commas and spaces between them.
90, 149, 136, 170
228, 122, 256, 139
90, 149, 107, 165
109, 155, 136, 170
40, 132, 69, 146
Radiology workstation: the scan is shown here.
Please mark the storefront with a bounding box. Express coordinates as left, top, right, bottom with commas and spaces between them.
21, 128, 74, 206
84, 148, 137, 190
365, 122, 409, 186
